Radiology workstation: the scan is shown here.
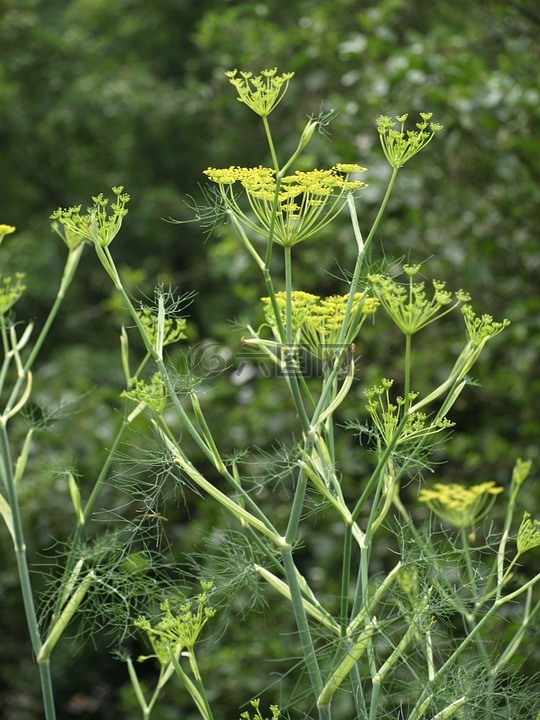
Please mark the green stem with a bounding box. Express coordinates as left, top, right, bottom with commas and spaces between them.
460, 528, 479, 599
409, 572, 540, 718
169, 646, 214, 720
351, 414, 408, 523
404, 333, 412, 411
0, 317, 11, 395
0, 423, 56, 719
83, 415, 131, 522
339, 525, 353, 636
306, 169, 401, 440
284, 245, 293, 346
263, 115, 279, 172
96, 249, 277, 531
459, 529, 490, 663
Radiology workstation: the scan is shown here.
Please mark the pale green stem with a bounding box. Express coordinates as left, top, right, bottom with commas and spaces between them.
255, 564, 339, 634
318, 619, 378, 712
169, 646, 214, 720
0, 317, 11, 394
48, 412, 132, 622
228, 213, 265, 270
172, 450, 283, 545
351, 414, 408, 523
369, 619, 418, 720
190, 393, 226, 473
493, 589, 540, 674
4, 244, 84, 414
38, 571, 95, 662
483, 474, 521, 602
333, 564, 402, 718
281, 461, 326, 713
431, 697, 467, 719
83, 418, 129, 520
339, 524, 353, 636
126, 657, 172, 720
281, 545, 326, 714
460, 528, 479, 599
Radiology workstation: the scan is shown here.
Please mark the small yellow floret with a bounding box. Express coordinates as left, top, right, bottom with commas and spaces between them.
0, 224, 16, 245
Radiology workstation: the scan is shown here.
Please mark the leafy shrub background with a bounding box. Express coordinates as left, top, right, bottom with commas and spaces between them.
0, 0, 539, 717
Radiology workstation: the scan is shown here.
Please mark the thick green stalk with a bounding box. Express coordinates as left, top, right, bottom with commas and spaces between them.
280, 545, 325, 711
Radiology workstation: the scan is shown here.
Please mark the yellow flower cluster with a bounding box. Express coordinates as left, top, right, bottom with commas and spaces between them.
204, 164, 367, 246
262, 290, 378, 357
262, 290, 319, 339
418, 481, 503, 528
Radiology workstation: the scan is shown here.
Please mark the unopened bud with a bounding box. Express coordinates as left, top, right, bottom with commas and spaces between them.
299, 120, 318, 151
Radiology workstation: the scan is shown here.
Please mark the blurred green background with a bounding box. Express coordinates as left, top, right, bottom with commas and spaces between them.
1, 0, 539, 718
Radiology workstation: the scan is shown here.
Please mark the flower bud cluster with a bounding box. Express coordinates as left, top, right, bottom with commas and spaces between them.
51, 186, 130, 248
377, 113, 443, 168
369, 265, 470, 335
225, 68, 295, 117
261, 290, 378, 357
